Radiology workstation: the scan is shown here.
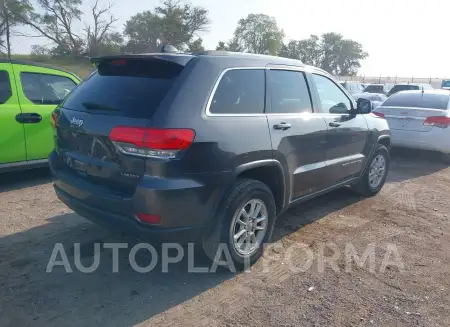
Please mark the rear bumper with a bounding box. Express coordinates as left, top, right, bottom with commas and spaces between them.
49, 151, 231, 242
391, 129, 450, 153
54, 185, 205, 243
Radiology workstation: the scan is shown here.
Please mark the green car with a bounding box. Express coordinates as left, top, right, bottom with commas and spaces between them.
0, 59, 81, 172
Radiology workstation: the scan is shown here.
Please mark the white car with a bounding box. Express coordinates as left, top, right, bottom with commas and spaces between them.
373, 90, 450, 162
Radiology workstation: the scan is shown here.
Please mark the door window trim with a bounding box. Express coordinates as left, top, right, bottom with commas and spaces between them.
265, 67, 314, 115
206, 66, 316, 117
205, 67, 267, 117
309, 71, 356, 115
19, 71, 77, 105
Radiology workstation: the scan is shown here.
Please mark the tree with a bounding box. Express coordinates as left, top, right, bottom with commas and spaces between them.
0, 0, 32, 57
280, 33, 367, 75
232, 14, 284, 55
84, 0, 121, 56
215, 36, 242, 52
123, 0, 209, 53
186, 37, 203, 52
20, 0, 84, 57
335, 38, 367, 76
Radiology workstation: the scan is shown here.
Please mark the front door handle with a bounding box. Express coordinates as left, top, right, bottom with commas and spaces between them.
273, 122, 292, 130
329, 122, 341, 127
15, 113, 42, 124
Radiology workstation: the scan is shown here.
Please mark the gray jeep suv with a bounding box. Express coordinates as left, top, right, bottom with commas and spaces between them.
49, 51, 391, 268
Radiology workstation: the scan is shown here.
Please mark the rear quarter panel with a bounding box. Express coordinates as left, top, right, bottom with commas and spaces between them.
149, 57, 274, 222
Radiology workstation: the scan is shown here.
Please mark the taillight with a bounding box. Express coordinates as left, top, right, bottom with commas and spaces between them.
371, 111, 385, 119
50, 111, 58, 127
423, 116, 450, 128
109, 126, 195, 158
136, 213, 161, 224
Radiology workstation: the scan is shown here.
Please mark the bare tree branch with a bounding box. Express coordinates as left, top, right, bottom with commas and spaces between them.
84, 0, 118, 56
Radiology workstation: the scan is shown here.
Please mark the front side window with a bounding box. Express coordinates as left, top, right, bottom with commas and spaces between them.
312, 74, 352, 114
0, 70, 12, 104
268, 70, 312, 114
209, 69, 265, 114
21, 72, 77, 105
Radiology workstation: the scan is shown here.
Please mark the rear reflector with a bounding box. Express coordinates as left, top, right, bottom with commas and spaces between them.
371, 111, 385, 119
109, 126, 195, 158
136, 213, 161, 224
423, 116, 450, 128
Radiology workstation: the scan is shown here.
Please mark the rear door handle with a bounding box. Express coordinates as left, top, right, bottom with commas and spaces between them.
15, 113, 42, 124
273, 122, 292, 130
329, 122, 341, 127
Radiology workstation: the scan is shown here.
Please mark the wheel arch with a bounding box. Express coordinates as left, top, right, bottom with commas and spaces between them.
378, 136, 391, 151
235, 159, 286, 215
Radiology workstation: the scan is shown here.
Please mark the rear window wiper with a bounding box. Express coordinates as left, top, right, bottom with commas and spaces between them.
81, 101, 121, 111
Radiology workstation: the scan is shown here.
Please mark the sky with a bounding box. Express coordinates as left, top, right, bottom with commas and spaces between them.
11, 0, 450, 77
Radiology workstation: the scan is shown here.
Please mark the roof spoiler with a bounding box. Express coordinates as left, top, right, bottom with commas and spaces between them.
90, 44, 192, 68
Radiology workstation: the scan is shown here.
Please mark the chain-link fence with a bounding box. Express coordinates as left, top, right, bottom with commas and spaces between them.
337, 76, 447, 88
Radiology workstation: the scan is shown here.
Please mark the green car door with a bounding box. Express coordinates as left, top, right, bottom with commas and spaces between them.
0, 63, 27, 166
12, 64, 80, 161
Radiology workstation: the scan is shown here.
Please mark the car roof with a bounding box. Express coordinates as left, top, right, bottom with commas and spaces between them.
96, 51, 304, 65
394, 83, 430, 86
395, 89, 450, 95
0, 58, 80, 79
93, 50, 327, 72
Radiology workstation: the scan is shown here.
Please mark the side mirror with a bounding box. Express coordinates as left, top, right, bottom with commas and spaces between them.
329, 102, 351, 114
357, 98, 372, 114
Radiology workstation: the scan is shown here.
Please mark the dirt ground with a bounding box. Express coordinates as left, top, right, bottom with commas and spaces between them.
1, 149, 449, 327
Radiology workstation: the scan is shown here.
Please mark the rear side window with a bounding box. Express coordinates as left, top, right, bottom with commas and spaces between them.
383, 93, 449, 109
268, 70, 312, 113
209, 69, 265, 114
0, 70, 12, 104
21, 72, 76, 105
62, 59, 184, 118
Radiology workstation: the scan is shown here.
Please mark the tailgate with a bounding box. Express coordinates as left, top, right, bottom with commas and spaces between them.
55, 109, 149, 197
53, 56, 191, 197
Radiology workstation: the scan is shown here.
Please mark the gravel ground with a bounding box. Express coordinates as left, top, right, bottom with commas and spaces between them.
0, 149, 449, 327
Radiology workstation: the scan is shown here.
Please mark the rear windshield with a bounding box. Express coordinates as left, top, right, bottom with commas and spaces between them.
383, 93, 449, 109
62, 58, 184, 118
389, 85, 419, 94
364, 85, 383, 93
360, 93, 387, 102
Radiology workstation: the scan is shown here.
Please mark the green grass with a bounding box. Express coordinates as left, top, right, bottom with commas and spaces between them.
11, 54, 93, 78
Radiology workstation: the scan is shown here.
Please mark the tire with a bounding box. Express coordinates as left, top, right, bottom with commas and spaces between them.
442, 153, 450, 164
202, 178, 277, 271
352, 144, 390, 197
